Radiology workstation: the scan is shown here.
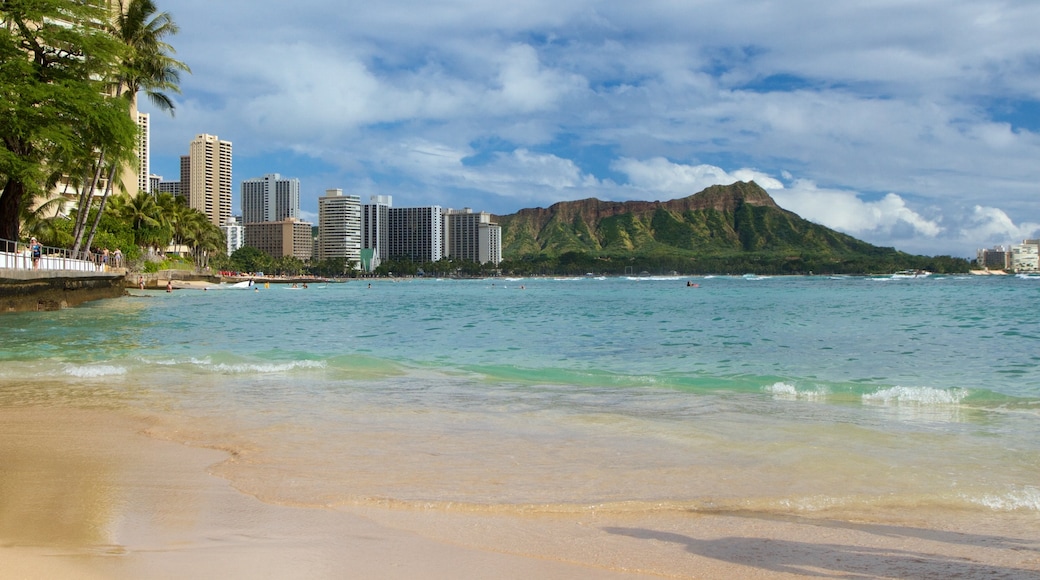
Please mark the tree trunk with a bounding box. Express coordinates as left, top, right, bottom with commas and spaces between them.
82, 164, 118, 254
0, 179, 26, 242
72, 152, 107, 255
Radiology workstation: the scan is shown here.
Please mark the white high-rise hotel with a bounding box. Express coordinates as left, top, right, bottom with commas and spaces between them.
317, 189, 362, 265
241, 173, 300, 224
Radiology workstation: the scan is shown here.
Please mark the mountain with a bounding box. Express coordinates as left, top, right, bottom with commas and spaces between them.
493, 181, 967, 274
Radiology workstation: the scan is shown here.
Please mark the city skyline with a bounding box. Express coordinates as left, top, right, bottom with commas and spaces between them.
144, 1, 1040, 258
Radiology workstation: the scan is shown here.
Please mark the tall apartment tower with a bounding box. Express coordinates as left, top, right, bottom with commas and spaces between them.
181, 134, 233, 227
443, 208, 501, 265
361, 195, 391, 272
317, 189, 362, 266
241, 173, 300, 224
387, 206, 443, 263
136, 112, 150, 195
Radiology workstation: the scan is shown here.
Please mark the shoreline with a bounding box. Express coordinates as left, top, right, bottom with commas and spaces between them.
2, 406, 1039, 578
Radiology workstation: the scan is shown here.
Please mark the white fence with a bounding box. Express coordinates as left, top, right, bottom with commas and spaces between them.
1, 238, 108, 273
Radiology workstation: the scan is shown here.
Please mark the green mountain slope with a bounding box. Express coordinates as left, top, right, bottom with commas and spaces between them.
494, 181, 968, 275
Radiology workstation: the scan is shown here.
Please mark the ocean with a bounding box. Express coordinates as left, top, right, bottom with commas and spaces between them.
2, 273, 1039, 520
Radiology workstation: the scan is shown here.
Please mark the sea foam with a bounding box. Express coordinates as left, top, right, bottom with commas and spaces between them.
969, 486, 1040, 512
210, 360, 327, 374
64, 364, 128, 378
764, 382, 828, 400
862, 386, 969, 405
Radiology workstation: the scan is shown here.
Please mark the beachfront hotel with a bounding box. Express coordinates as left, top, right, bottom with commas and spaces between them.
241, 174, 301, 224
443, 208, 502, 266
182, 134, 233, 227
316, 189, 362, 265
387, 206, 444, 264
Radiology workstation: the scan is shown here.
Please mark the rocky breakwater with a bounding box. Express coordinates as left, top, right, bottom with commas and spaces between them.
0, 270, 127, 313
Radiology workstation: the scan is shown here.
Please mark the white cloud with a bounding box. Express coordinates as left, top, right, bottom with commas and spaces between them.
959, 206, 1040, 246
771, 180, 943, 238
612, 158, 783, 194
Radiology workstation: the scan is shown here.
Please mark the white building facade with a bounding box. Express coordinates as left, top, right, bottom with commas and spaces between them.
317, 189, 362, 267
221, 216, 245, 256
1011, 240, 1039, 272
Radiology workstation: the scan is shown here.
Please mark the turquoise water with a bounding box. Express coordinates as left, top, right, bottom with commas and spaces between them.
2, 274, 1039, 515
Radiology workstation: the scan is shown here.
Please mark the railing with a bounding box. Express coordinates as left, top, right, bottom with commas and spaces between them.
0, 237, 118, 273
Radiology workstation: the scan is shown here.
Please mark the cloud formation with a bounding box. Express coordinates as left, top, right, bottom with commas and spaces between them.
144, 0, 1040, 257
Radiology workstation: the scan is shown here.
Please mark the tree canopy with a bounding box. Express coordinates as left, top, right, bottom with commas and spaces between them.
0, 0, 187, 244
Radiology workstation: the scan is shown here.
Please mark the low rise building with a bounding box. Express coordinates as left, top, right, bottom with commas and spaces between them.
245, 217, 313, 261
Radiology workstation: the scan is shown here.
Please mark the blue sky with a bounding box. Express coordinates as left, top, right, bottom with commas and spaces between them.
143, 0, 1040, 258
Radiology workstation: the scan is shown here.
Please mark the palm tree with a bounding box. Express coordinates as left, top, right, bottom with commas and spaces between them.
108, 190, 164, 248
74, 0, 190, 256
20, 195, 72, 248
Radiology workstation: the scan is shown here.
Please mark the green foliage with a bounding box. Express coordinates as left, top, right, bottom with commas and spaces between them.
0, 0, 140, 240
229, 246, 273, 274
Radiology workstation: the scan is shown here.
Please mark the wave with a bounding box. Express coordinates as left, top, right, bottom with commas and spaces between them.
764, 381, 828, 401
64, 364, 128, 378
209, 360, 327, 374
243, 486, 1040, 516
862, 385, 970, 405
969, 485, 1040, 511
623, 276, 686, 281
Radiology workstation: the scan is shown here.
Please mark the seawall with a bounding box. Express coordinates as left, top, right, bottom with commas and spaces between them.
0, 270, 127, 313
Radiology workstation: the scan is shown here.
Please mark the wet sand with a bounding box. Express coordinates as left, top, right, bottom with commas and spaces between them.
2, 407, 1039, 579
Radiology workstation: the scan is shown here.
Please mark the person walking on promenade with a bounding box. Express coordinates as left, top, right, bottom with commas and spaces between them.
29, 237, 41, 270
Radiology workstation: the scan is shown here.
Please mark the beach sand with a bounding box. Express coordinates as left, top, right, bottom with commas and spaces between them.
2, 407, 1039, 579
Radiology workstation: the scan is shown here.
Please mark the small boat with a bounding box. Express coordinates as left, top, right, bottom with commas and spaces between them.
891, 270, 930, 279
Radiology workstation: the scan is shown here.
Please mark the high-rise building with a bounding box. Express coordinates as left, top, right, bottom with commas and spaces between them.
317, 189, 361, 267
241, 173, 300, 224
479, 221, 502, 266
361, 195, 391, 272
181, 134, 232, 227
443, 208, 501, 265
387, 206, 443, 263
155, 180, 180, 197
136, 112, 150, 195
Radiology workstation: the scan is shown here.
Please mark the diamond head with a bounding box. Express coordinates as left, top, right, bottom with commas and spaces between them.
493, 181, 968, 275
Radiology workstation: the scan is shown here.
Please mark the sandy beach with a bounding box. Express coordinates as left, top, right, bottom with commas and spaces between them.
2, 406, 1039, 579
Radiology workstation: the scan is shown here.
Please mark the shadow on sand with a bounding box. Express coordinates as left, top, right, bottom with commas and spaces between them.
604, 511, 1040, 579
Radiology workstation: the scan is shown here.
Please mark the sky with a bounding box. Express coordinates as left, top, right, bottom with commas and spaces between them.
143, 0, 1040, 258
